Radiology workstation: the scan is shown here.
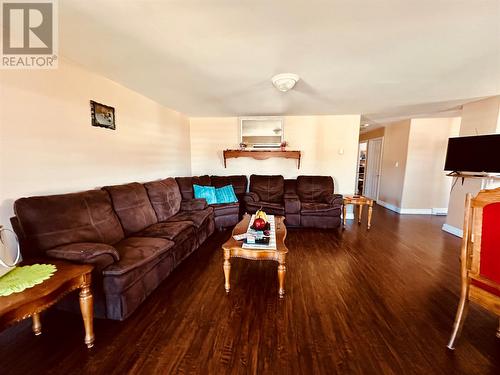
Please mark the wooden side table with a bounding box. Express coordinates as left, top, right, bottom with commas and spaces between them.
0, 260, 95, 348
343, 195, 374, 229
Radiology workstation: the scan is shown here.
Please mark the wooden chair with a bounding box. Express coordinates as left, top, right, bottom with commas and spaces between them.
447, 187, 500, 350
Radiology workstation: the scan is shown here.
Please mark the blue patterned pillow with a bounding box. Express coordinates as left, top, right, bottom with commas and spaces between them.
215, 185, 238, 204
193, 184, 217, 205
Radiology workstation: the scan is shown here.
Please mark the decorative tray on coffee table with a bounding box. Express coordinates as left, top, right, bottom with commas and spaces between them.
242, 215, 277, 250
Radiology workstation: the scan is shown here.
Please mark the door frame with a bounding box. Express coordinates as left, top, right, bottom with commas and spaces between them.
364, 136, 384, 201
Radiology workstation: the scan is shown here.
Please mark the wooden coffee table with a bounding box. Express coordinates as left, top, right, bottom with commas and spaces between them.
222, 214, 288, 298
0, 260, 95, 348
343, 195, 374, 229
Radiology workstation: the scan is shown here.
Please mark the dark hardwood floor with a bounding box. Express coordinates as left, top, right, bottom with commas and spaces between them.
1, 206, 499, 374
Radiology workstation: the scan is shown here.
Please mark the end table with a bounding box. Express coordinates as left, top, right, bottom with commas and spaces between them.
343, 195, 374, 229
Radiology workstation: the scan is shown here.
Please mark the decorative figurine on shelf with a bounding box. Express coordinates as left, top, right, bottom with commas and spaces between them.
280, 141, 288, 151
239, 142, 247, 150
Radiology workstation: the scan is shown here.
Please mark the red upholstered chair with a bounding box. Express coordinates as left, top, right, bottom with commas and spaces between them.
447, 187, 500, 350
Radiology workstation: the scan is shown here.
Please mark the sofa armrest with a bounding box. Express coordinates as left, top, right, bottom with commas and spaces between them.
243, 192, 260, 204
324, 194, 343, 207
45, 242, 120, 271
180, 198, 208, 211
284, 193, 301, 214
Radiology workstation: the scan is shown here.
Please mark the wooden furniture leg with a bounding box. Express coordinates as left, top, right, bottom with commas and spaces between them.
278, 253, 286, 298
368, 201, 373, 229
32, 313, 42, 336
358, 204, 363, 224
497, 318, 500, 339
224, 249, 231, 294
447, 285, 469, 350
342, 203, 347, 227
79, 275, 95, 349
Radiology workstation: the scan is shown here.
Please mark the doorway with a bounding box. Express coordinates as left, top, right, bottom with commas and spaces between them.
363, 137, 383, 200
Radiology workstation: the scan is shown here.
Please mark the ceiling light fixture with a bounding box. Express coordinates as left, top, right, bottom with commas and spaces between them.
271, 73, 300, 92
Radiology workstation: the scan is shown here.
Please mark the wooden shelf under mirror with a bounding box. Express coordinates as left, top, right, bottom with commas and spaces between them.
223, 149, 301, 169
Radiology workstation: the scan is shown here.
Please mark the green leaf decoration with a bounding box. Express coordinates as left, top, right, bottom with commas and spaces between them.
0, 264, 57, 297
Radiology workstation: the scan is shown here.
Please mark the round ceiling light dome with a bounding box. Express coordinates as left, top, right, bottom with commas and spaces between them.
271, 73, 300, 92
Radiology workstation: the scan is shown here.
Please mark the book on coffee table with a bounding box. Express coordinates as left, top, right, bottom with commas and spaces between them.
242, 215, 277, 250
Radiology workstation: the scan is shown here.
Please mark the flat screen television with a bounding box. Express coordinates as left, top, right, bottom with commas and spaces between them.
444, 134, 500, 173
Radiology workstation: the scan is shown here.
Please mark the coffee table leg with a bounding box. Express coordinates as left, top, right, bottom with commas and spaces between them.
224, 249, 231, 294
79, 274, 94, 349
32, 313, 42, 336
368, 201, 373, 229
278, 254, 286, 298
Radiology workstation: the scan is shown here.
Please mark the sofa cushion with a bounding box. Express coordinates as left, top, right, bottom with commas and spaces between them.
137, 221, 195, 243
143, 178, 181, 222
246, 200, 285, 216
175, 176, 211, 200
301, 202, 341, 216
211, 202, 239, 217
193, 184, 217, 205
103, 237, 174, 277
249, 175, 284, 203
210, 175, 248, 198
215, 185, 238, 204
296, 176, 334, 203
169, 207, 214, 228
103, 183, 158, 236
13, 190, 124, 254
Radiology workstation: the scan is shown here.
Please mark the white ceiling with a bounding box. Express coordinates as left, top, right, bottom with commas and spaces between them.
60, 1, 500, 123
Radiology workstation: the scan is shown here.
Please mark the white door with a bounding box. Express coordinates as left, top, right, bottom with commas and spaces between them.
364, 138, 383, 200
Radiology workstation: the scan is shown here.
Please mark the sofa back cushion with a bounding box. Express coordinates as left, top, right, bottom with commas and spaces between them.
284, 179, 297, 195
143, 178, 182, 222
175, 175, 211, 200
13, 190, 124, 255
249, 175, 284, 203
211, 175, 248, 199
102, 183, 158, 235
296, 176, 334, 203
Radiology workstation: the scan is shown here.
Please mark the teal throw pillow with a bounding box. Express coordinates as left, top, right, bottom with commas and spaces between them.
193, 184, 217, 205
215, 185, 238, 204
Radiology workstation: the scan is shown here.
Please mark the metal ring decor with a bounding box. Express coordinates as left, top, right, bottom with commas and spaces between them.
0, 228, 21, 268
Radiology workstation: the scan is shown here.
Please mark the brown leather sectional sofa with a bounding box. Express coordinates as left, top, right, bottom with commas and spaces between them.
10, 174, 341, 321
11, 178, 216, 320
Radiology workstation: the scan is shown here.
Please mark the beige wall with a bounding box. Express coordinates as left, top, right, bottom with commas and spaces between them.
0, 59, 191, 230
444, 97, 500, 236
378, 120, 411, 207
190, 115, 361, 195
401, 118, 461, 210
359, 127, 385, 142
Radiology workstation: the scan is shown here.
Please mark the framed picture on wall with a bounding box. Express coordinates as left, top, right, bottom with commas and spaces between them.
90, 100, 115, 130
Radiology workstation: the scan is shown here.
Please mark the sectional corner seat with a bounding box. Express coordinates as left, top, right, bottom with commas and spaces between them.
175, 175, 248, 229
11, 178, 215, 321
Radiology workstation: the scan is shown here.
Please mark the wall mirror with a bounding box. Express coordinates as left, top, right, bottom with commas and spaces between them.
240, 117, 284, 148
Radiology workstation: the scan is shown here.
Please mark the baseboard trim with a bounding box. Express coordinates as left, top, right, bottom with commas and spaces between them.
377, 201, 448, 216
400, 208, 432, 215
432, 208, 448, 215
442, 224, 463, 238
376, 200, 401, 213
